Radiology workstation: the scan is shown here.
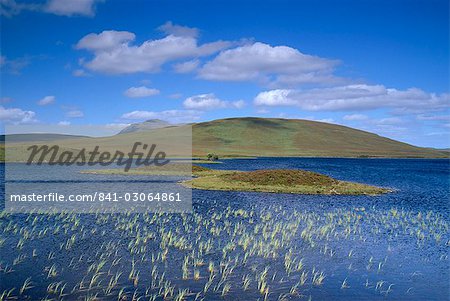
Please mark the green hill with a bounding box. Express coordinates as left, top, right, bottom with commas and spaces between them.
191, 117, 447, 158
1, 117, 447, 160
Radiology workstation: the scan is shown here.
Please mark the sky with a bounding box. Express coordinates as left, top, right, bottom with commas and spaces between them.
0, 0, 449, 148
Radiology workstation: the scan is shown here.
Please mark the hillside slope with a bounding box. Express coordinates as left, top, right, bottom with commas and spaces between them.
2, 117, 447, 160
191, 117, 447, 158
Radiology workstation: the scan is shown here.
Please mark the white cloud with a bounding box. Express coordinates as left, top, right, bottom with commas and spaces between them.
0, 55, 30, 74
72, 69, 90, 77
198, 42, 338, 85
0, 0, 39, 17
76, 30, 136, 51
76, 29, 232, 74
0, 106, 36, 124
254, 89, 298, 106
121, 109, 201, 123
124, 86, 160, 98
232, 100, 245, 109
1, 0, 102, 17
183, 93, 245, 110
183, 94, 225, 110
173, 59, 199, 73
315, 118, 335, 124
38, 95, 56, 106
343, 114, 368, 121
254, 85, 450, 113
296, 115, 336, 124
44, 0, 103, 16
66, 110, 84, 118
416, 114, 450, 121
376, 117, 404, 125
425, 131, 449, 136
158, 21, 199, 38
57, 121, 71, 126
168, 93, 183, 99
103, 123, 130, 131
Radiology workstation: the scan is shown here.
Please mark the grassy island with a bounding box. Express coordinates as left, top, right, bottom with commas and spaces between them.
183, 167, 390, 195
82, 164, 390, 195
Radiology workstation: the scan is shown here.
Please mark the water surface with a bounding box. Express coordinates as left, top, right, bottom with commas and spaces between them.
0, 158, 448, 300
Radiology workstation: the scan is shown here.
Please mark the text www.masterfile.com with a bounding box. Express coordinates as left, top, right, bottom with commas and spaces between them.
9, 192, 183, 202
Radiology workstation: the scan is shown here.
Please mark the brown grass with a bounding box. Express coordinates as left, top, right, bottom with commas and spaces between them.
220, 169, 337, 186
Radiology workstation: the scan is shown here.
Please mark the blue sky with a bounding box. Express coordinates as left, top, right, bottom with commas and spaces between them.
1, 0, 449, 147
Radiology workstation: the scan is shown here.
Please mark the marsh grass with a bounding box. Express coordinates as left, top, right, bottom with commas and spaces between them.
0, 205, 448, 300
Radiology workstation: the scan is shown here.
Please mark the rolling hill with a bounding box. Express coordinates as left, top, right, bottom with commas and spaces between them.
1, 117, 448, 160
190, 117, 447, 158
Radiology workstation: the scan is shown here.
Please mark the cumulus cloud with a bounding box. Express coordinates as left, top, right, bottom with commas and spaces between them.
376, 117, 404, 125
0, 55, 30, 74
1, 0, 103, 17
158, 21, 199, 38
416, 114, 450, 121
72, 69, 90, 77
66, 110, 84, 118
183, 93, 245, 110
183, 94, 225, 110
121, 109, 201, 123
76, 29, 233, 74
44, 0, 103, 16
104, 123, 130, 130
198, 42, 339, 85
173, 59, 200, 73
254, 84, 450, 113
124, 86, 160, 98
0, 106, 36, 124
77, 30, 135, 51
38, 95, 56, 106
343, 114, 368, 121
232, 100, 245, 109
310, 117, 335, 124
0, 0, 39, 17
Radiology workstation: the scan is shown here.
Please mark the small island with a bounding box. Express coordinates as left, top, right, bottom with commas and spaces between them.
82, 164, 390, 195
184, 166, 390, 195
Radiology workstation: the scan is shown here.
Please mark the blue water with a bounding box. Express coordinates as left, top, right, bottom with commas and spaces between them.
0, 158, 449, 301
194, 158, 450, 214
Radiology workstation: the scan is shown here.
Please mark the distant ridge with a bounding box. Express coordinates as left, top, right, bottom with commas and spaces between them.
118, 119, 174, 134
0, 133, 90, 143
